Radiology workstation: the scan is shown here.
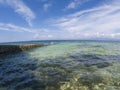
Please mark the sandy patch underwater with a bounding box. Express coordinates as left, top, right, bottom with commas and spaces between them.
0, 41, 120, 90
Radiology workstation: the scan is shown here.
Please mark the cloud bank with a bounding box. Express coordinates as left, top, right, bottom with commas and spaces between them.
52, 0, 120, 39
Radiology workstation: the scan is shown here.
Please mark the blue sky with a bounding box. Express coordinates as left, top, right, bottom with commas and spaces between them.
0, 0, 120, 42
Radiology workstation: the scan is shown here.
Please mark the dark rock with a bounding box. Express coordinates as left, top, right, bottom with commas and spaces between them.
0, 44, 45, 56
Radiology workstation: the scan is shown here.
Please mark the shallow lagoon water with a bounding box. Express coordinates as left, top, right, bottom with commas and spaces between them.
0, 41, 120, 90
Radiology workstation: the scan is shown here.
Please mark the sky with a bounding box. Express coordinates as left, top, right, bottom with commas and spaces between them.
0, 0, 120, 42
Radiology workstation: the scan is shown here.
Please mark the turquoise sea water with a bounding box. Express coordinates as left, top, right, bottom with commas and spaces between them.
0, 40, 120, 90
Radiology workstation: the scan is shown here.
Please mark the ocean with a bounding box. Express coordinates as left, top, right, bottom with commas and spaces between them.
0, 40, 120, 90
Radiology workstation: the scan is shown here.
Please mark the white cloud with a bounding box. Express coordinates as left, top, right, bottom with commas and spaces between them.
52, 0, 120, 39
0, 23, 36, 33
47, 34, 53, 38
33, 33, 40, 39
66, 2, 76, 9
0, 22, 57, 40
43, 3, 51, 11
0, 0, 35, 26
64, 0, 89, 10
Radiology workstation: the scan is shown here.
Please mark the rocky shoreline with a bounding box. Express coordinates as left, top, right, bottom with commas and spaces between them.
0, 44, 44, 55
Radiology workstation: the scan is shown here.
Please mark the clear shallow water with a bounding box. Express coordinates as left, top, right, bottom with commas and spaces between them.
0, 41, 120, 90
